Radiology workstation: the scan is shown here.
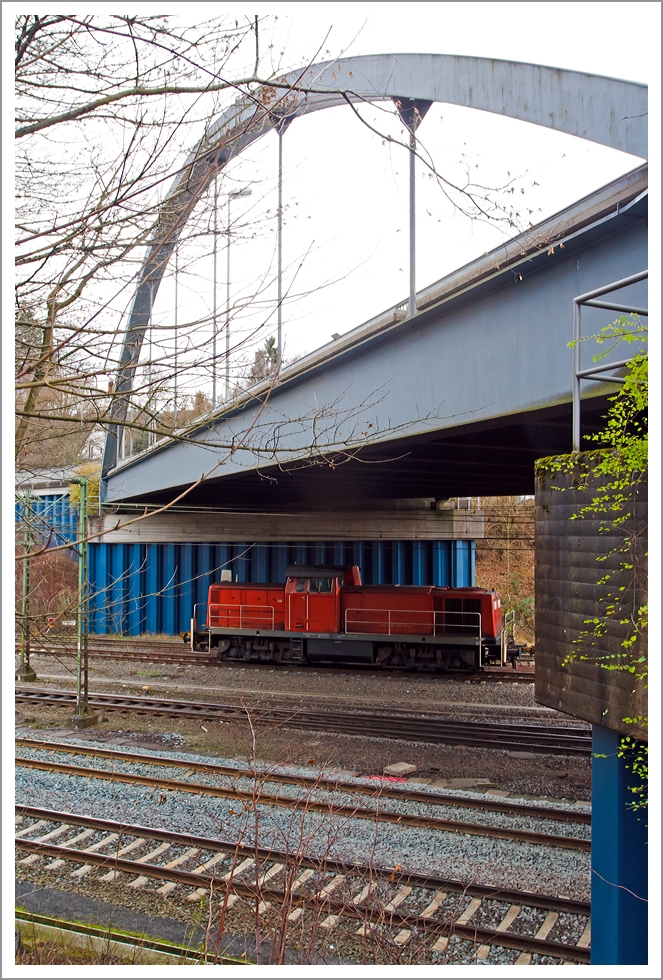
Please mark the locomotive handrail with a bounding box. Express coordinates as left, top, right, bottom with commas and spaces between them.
191, 602, 208, 652
207, 603, 276, 630
192, 602, 208, 629
343, 608, 482, 639
502, 608, 516, 667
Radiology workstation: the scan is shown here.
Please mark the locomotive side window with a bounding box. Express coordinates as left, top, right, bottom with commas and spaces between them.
292, 576, 334, 593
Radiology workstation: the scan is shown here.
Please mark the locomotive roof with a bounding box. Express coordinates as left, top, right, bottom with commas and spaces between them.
284, 564, 348, 578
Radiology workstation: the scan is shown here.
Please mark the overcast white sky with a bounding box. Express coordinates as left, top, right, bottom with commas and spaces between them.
6, 2, 658, 393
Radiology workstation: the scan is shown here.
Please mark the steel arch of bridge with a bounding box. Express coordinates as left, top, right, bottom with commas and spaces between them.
101, 52, 647, 480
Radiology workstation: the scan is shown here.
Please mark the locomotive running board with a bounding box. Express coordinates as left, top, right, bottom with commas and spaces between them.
204, 627, 482, 647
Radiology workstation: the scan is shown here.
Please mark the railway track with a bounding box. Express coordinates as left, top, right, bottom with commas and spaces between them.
15, 739, 590, 851
16, 737, 591, 824
19, 642, 535, 679
16, 687, 591, 754
18, 643, 217, 667
16, 806, 591, 964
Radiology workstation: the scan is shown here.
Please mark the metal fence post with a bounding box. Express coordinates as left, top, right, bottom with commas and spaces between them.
17, 493, 37, 682
572, 299, 581, 452
70, 477, 97, 728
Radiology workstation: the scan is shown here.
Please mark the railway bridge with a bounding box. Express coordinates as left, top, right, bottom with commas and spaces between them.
20, 52, 649, 965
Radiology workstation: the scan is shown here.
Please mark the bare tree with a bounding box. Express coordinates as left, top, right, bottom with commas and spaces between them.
15, 14, 529, 515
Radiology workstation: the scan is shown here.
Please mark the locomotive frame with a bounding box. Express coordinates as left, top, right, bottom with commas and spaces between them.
186, 564, 514, 672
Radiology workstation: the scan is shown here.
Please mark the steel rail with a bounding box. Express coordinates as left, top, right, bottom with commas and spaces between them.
15, 687, 591, 754
15, 805, 592, 914
15, 826, 590, 962
19, 642, 535, 678
15, 756, 589, 850
14, 679, 547, 715
16, 737, 591, 824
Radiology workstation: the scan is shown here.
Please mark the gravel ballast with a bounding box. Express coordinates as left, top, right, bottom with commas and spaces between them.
16, 656, 591, 964
16, 740, 590, 902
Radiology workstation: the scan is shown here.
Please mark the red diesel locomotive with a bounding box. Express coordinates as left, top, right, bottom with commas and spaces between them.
187, 564, 513, 672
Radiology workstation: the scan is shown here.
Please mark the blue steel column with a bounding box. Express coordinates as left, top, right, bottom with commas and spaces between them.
353, 541, 366, 580
179, 544, 194, 633
254, 543, 269, 583
127, 543, 144, 636
451, 540, 472, 587
215, 544, 230, 580
195, 545, 212, 628
373, 541, 386, 584
96, 544, 110, 633
233, 542, 248, 582
393, 541, 407, 585
275, 544, 290, 583
591, 724, 648, 964
110, 544, 126, 634
412, 541, 427, 585
162, 543, 176, 635
432, 540, 450, 586
197, 545, 210, 599
88, 545, 100, 633
145, 544, 159, 633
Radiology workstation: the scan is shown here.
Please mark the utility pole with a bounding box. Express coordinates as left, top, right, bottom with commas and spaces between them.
224, 187, 252, 401
276, 115, 293, 368
174, 245, 179, 427
17, 492, 37, 682
70, 477, 97, 728
393, 98, 432, 318
212, 176, 218, 407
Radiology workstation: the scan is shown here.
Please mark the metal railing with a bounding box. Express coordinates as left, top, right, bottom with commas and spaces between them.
191, 603, 207, 632
572, 270, 647, 452
207, 604, 276, 630
343, 608, 482, 640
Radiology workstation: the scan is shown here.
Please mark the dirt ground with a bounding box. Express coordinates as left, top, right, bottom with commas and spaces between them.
16, 654, 590, 801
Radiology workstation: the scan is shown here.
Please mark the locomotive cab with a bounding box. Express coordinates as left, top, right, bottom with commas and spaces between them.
283, 564, 361, 633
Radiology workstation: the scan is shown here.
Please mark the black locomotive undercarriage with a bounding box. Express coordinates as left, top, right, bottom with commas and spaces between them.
188, 630, 507, 672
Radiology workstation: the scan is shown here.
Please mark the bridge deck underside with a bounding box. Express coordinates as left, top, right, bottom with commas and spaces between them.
119, 399, 609, 509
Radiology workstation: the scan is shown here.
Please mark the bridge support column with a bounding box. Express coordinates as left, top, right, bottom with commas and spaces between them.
591, 723, 648, 964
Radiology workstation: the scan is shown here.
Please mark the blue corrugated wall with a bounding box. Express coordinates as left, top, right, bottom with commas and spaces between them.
15, 493, 78, 545
88, 539, 476, 636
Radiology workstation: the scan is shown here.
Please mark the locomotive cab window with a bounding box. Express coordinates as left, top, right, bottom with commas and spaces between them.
293, 576, 334, 593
